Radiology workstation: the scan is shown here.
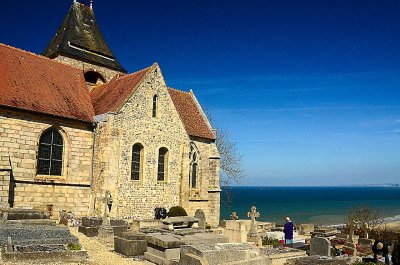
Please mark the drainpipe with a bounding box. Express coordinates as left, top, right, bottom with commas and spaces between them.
88, 122, 97, 216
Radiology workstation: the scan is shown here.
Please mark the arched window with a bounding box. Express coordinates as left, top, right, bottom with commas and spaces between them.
84, 71, 105, 85
131, 143, 144, 180
189, 143, 199, 188
152, 95, 157, 118
37, 128, 63, 176
157, 147, 168, 181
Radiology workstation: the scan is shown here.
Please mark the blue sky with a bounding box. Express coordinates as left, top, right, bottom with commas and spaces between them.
1, 0, 399, 185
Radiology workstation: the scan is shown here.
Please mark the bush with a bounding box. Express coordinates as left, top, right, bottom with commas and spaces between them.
167, 206, 187, 217
262, 237, 281, 247
67, 243, 81, 251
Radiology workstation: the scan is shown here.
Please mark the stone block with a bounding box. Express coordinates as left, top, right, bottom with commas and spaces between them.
146, 233, 184, 249
310, 237, 331, 256
114, 234, 147, 256
81, 217, 103, 227
78, 226, 99, 237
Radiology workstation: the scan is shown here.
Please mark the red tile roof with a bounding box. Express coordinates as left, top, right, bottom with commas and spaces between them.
168, 88, 215, 140
90, 66, 151, 115
0, 43, 95, 123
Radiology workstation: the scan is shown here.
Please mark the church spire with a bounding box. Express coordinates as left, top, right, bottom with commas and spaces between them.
42, 1, 126, 73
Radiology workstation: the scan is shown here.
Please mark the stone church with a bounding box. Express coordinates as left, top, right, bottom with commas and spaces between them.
0, 1, 221, 226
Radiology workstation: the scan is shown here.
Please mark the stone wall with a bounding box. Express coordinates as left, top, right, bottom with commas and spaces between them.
93, 65, 190, 219
54, 55, 123, 85
92, 65, 221, 226
0, 108, 93, 217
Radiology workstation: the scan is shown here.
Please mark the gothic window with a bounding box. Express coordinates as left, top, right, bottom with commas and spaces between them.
37, 128, 63, 176
157, 147, 168, 181
152, 95, 157, 118
131, 143, 144, 180
189, 143, 199, 188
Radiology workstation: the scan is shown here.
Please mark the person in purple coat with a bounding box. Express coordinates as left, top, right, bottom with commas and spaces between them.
283, 216, 294, 245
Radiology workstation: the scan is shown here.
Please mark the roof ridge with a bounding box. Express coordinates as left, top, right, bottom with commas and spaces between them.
0, 43, 82, 73
168, 87, 189, 94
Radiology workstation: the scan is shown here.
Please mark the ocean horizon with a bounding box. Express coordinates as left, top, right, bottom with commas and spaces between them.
220, 186, 400, 225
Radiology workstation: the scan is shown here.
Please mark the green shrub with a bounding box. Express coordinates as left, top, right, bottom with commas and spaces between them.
262, 237, 281, 247
67, 243, 81, 251
167, 206, 188, 217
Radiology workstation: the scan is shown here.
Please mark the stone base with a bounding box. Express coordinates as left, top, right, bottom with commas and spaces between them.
98, 225, 114, 246
2, 248, 88, 262
114, 232, 147, 256
78, 226, 100, 237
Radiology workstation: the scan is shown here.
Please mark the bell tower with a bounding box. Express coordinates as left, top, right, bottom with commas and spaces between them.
43, 1, 126, 87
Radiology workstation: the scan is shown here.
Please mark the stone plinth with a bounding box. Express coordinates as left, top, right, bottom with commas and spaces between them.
144, 233, 183, 265
114, 232, 147, 256
78, 217, 129, 237
224, 220, 248, 243
98, 225, 114, 246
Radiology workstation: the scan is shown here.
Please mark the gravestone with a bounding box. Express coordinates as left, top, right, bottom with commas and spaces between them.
230, 212, 239, 220
144, 233, 183, 264
247, 206, 262, 246
114, 231, 147, 256
347, 219, 357, 243
361, 222, 369, 239
179, 243, 269, 265
194, 209, 206, 229
310, 237, 331, 256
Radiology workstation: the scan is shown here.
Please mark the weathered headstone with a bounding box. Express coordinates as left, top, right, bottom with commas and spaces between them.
361, 222, 369, 239
230, 212, 239, 220
347, 219, 356, 243
194, 209, 206, 229
98, 190, 114, 247
247, 206, 262, 246
310, 237, 331, 256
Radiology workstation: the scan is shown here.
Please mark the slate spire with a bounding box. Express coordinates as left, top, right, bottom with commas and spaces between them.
43, 1, 126, 73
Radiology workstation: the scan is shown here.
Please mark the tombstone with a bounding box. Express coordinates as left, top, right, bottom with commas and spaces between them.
347, 219, 357, 243
247, 206, 262, 246
310, 237, 331, 256
179, 243, 269, 265
230, 212, 239, 220
144, 233, 184, 264
361, 222, 369, 239
114, 232, 147, 256
98, 190, 115, 247
194, 209, 206, 229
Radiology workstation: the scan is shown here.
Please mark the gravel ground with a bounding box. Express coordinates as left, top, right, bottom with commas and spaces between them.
1, 227, 148, 265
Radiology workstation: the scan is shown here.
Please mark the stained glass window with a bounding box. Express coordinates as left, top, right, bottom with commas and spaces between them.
37, 128, 63, 176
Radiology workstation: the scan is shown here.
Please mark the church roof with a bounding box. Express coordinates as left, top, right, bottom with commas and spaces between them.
0, 43, 95, 123
168, 88, 216, 140
42, 1, 126, 73
90, 66, 151, 115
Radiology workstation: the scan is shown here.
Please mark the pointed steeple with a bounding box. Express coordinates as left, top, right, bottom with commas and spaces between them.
43, 1, 126, 73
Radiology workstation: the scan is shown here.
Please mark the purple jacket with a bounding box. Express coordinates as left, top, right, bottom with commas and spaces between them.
283, 221, 294, 239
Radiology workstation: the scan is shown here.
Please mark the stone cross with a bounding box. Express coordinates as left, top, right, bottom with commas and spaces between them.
102, 190, 112, 226
361, 222, 369, 239
247, 206, 260, 235
348, 219, 356, 242
230, 212, 239, 220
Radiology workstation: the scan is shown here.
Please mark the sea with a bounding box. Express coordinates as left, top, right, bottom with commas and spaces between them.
220, 186, 400, 225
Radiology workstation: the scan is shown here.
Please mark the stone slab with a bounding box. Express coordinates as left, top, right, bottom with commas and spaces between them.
114, 236, 147, 256
78, 226, 99, 237
81, 217, 102, 227
146, 233, 183, 249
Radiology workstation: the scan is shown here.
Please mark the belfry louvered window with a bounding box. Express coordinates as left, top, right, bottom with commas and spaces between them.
131, 143, 143, 180
37, 128, 63, 176
157, 147, 168, 181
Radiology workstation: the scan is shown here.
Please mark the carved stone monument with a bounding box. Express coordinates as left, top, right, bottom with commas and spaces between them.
230, 212, 239, 220
247, 206, 262, 246
98, 190, 114, 247
347, 219, 356, 243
